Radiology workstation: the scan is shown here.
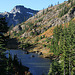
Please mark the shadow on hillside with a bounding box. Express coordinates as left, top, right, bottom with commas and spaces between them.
6, 38, 20, 49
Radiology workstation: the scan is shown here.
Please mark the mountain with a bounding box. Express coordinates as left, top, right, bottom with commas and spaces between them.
8, 1, 75, 56
0, 5, 38, 26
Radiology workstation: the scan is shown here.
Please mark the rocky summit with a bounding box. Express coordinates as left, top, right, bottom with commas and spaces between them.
0, 5, 38, 26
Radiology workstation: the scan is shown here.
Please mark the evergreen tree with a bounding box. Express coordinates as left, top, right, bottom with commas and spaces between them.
48, 60, 62, 75
43, 8, 45, 15
0, 17, 9, 75
0, 17, 8, 52
48, 19, 75, 75
46, 8, 48, 13
0, 17, 8, 33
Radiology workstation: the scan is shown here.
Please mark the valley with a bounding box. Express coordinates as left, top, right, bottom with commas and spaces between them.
0, 0, 75, 75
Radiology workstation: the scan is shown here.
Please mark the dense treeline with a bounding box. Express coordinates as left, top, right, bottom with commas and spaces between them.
0, 18, 31, 75
0, 53, 29, 75
0, 17, 9, 75
0, 17, 8, 51
48, 19, 75, 75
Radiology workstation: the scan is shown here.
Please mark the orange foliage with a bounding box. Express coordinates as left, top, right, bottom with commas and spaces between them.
24, 20, 28, 23
62, 22, 69, 28
50, 52, 54, 56
39, 22, 70, 38
40, 26, 55, 38
72, 18, 75, 22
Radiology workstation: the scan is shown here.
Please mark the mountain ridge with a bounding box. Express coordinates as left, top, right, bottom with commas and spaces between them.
0, 5, 38, 26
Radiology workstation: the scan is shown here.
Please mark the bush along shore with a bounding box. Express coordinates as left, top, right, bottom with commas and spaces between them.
0, 53, 32, 75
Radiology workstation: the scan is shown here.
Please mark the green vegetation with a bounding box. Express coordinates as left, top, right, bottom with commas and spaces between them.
0, 17, 8, 33
43, 44, 46, 47
9, 24, 14, 31
0, 18, 30, 75
26, 22, 34, 29
0, 18, 12, 74
59, 6, 70, 17
30, 31, 34, 36
46, 38, 51, 43
35, 17, 44, 24
57, 3, 66, 10
4, 0, 75, 74
46, 44, 50, 48
0, 17, 8, 52
19, 42, 33, 50
48, 20, 75, 75
68, 0, 72, 3
46, 8, 48, 13
43, 8, 45, 15
35, 35, 45, 43
35, 31, 39, 35
0, 53, 29, 75
35, 37, 39, 42
40, 35, 45, 39
59, 0, 75, 17
51, 4, 53, 7
40, 36, 43, 39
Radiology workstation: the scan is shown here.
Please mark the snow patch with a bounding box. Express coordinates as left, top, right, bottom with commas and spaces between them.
10, 10, 21, 14
27, 12, 33, 16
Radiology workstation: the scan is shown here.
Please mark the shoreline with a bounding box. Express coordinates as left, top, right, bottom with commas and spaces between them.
7, 48, 54, 60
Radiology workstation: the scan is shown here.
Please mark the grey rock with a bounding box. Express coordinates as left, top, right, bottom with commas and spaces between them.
36, 29, 41, 34
31, 55, 35, 57
41, 29, 45, 33
25, 51, 29, 54
0, 5, 38, 26
13, 25, 22, 33
32, 29, 36, 32
36, 51, 39, 53
38, 52, 43, 55
21, 25, 25, 30
21, 32, 31, 37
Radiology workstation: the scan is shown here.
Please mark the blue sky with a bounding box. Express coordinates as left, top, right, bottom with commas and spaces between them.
0, 0, 68, 12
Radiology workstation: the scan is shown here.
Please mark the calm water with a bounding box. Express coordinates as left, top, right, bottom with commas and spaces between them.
6, 50, 51, 75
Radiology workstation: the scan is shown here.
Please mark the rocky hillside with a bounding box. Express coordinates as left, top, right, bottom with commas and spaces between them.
0, 5, 38, 26
8, 1, 75, 57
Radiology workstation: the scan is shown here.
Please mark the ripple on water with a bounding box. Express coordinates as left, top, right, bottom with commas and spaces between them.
5, 50, 51, 75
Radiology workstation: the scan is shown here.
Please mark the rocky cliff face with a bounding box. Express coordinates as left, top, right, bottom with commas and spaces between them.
0, 5, 38, 26
7, 1, 75, 56
9, 1, 75, 38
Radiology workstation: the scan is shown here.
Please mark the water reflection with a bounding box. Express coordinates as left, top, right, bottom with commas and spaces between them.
6, 50, 51, 75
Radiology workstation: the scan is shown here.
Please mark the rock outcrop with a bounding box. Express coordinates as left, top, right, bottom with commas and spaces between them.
12, 25, 22, 33
0, 5, 38, 26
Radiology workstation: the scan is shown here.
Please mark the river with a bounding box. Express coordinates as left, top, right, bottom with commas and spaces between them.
6, 50, 51, 75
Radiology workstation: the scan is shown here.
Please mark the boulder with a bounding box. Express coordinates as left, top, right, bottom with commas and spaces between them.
31, 55, 35, 57
41, 29, 45, 33
36, 51, 39, 53
13, 25, 22, 33
25, 51, 29, 54
38, 52, 43, 55
21, 32, 31, 37
21, 25, 25, 30
36, 29, 41, 34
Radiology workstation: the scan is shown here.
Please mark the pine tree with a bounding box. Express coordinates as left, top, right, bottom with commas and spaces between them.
49, 20, 75, 75
48, 60, 62, 75
0, 17, 9, 75
43, 8, 44, 15
0, 18, 8, 52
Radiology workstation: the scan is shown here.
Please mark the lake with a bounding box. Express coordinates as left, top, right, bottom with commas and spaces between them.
6, 50, 51, 75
